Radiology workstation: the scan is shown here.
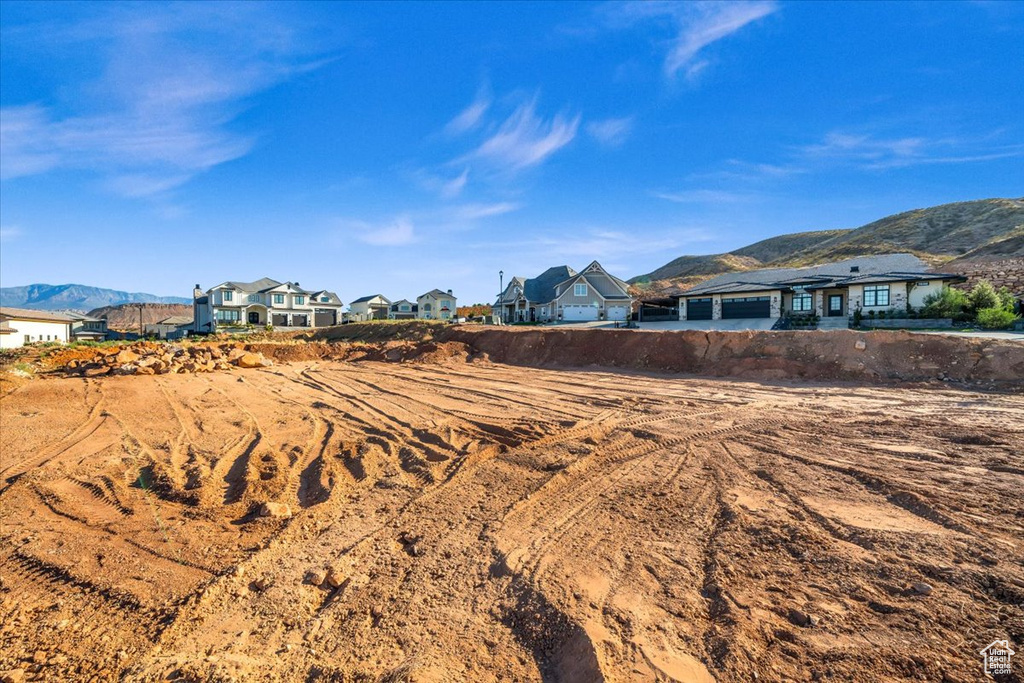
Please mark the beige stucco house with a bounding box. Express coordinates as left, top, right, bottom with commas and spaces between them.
348, 294, 391, 322
417, 289, 456, 321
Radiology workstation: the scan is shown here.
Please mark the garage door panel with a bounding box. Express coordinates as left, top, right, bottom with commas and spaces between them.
722, 297, 770, 319
687, 298, 712, 320
562, 305, 599, 321
606, 305, 628, 321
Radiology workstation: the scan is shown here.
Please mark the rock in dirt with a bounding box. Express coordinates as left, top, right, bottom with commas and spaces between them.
236, 352, 270, 369
912, 582, 933, 596
325, 566, 346, 589
854, 340, 867, 351
259, 502, 292, 519
305, 569, 327, 587
1, 669, 26, 683
788, 608, 815, 627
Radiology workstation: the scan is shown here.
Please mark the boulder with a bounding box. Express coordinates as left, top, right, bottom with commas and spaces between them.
236, 352, 268, 369
259, 502, 292, 519
116, 349, 140, 364
83, 366, 111, 378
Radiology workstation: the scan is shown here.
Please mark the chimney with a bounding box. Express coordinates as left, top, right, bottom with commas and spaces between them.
193, 284, 203, 299
447, 289, 453, 295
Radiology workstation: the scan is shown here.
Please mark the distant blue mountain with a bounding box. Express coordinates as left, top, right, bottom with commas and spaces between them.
0, 283, 190, 312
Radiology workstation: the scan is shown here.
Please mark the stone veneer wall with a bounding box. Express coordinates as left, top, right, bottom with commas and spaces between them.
949, 258, 1024, 297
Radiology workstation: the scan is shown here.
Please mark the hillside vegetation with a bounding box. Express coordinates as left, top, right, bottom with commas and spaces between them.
632, 198, 1024, 296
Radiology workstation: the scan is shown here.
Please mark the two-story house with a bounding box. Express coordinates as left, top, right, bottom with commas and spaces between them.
192, 278, 344, 334
388, 299, 418, 319
494, 261, 632, 323
64, 312, 109, 342
417, 289, 457, 321
348, 295, 391, 322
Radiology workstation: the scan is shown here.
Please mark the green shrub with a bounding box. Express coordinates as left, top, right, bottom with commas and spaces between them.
976, 307, 1019, 330
968, 281, 1001, 312
852, 309, 863, 326
922, 287, 969, 319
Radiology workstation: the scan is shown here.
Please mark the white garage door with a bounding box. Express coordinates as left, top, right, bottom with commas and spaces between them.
562, 305, 599, 321
606, 305, 628, 321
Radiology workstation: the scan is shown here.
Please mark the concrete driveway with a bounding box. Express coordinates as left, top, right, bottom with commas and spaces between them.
548, 319, 777, 331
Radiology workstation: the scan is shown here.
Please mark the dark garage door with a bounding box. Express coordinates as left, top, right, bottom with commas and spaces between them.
272, 314, 288, 327
722, 296, 771, 319
314, 309, 336, 327
686, 298, 712, 320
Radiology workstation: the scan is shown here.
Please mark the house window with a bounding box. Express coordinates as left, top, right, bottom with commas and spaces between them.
273, 294, 285, 304
320, 296, 330, 303
400, 305, 410, 312
863, 285, 890, 307
248, 294, 260, 303
295, 296, 305, 305
423, 303, 432, 311
574, 283, 587, 297
441, 300, 450, 309
216, 309, 241, 322
792, 293, 812, 312
223, 290, 233, 301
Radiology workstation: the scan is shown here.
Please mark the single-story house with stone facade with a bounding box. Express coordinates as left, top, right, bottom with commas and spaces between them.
673, 254, 965, 323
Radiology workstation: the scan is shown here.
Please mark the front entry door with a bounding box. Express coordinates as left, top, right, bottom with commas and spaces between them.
828, 295, 844, 317
248, 311, 260, 324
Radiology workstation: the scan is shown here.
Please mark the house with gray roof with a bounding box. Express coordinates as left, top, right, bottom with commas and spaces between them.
388, 299, 418, 320
193, 278, 344, 333
0, 307, 73, 349
348, 294, 391, 322
494, 261, 632, 323
673, 254, 965, 324
417, 289, 457, 321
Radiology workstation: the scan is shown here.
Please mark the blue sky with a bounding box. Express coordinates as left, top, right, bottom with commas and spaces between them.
1, 1, 1022, 305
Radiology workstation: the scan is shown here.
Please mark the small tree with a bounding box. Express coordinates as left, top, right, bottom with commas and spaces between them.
922, 287, 968, 319
968, 281, 1001, 313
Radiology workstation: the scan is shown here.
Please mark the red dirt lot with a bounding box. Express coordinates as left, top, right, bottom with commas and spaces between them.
1, 332, 1022, 682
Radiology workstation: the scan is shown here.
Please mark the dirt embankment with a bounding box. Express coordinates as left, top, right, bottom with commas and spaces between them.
27, 322, 1024, 388
439, 327, 1024, 388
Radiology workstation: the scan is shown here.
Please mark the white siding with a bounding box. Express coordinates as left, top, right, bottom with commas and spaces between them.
0, 319, 70, 349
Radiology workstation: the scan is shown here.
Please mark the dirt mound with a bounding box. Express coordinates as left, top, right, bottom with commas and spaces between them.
50, 341, 273, 376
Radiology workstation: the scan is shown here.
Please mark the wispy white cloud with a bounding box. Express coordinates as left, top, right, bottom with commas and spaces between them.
0, 226, 23, 242
345, 215, 417, 247
444, 87, 492, 136
652, 189, 759, 203
798, 130, 1024, 169
586, 117, 634, 147
460, 97, 580, 171
441, 168, 470, 198
451, 202, 521, 221
0, 4, 333, 196
607, 1, 778, 80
